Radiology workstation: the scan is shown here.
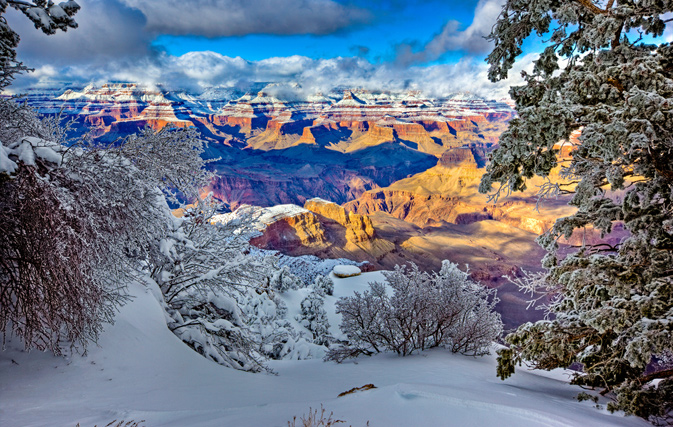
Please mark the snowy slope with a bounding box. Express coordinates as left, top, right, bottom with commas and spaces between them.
0, 273, 647, 427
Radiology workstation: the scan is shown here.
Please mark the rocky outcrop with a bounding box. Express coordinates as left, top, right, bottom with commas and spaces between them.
439, 147, 478, 167
244, 200, 397, 268
304, 198, 375, 243
249, 210, 328, 252
390, 122, 432, 142
447, 119, 478, 133
346, 188, 562, 235
365, 125, 395, 143
207, 166, 379, 209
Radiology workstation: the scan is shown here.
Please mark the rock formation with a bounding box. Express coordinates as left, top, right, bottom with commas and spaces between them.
345, 147, 575, 235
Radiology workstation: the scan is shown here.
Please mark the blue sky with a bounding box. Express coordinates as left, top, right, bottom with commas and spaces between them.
152, 1, 479, 63
7, 0, 541, 98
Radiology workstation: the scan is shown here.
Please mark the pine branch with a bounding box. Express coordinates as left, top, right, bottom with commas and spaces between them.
637, 369, 673, 385
576, 0, 606, 15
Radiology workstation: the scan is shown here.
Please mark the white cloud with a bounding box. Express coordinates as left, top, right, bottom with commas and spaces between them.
396, 0, 504, 64
12, 50, 536, 100
5, 0, 531, 99
120, 0, 370, 37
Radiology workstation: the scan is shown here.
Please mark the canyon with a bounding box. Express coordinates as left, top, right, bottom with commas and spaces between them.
21, 82, 574, 326
22, 82, 513, 207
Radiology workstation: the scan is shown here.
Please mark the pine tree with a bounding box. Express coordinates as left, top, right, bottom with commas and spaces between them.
480, 0, 673, 421
269, 266, 303, 292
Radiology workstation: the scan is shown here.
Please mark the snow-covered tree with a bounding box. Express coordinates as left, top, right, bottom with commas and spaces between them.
0, 100, 209, 353
150, 201, 329, 370
327, 261, 502, 362
297, 291, 331, 346
1, 0, 80, 87
480, 0, 673, 421
311, 274, 334, 296
268, 265, 303, 292
150, 203, 279, 371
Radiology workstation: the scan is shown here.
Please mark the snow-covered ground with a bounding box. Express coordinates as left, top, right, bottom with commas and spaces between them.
0, 272, 648, 427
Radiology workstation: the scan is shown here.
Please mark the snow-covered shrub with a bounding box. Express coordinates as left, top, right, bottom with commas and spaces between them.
164, 287, 267, 372
0, 96, 210, 354
241, 286, 297, 360
150, 205, 274, 371
327, 261, 502, 362
297, 292, 331, 346
311, 275, 334, 296
0, 137, 123, 353
151, 202, 328, 370
269, 266, 304, 292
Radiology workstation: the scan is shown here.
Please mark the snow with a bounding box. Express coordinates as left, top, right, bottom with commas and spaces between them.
305, 197, 333, 204
33, 146, 62, 166
213, 204, 309, 229
0, 274, 647, 427
333, 265, 362, 278
0, 144, 17, 174
47, 4, 69, 20
26, 7, 53, 29
14, 140, 36, 166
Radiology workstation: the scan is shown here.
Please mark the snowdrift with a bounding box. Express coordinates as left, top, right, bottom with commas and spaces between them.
0, 273, 647, 427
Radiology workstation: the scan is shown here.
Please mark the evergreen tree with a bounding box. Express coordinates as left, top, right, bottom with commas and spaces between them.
480, 0, 673, 421
269, 266, 303, 292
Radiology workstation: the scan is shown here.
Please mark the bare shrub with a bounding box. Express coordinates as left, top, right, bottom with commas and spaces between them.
288, 405, 346, 427
0, 151, 124, 353
75, 420, 146, 427
327, 261, 502, 361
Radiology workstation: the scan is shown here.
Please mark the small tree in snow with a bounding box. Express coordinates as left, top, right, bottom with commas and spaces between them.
149, 202, 276, 371
311, 274, 334, 297
150, 201, 328, 370
269, 266, 303, 292
326, 261, 502, 362
297, 292, 331, 347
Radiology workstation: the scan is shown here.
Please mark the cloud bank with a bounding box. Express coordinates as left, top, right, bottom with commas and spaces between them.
12, 50, 536, 100
5, 0, 529, 100
7, 0, 154, 66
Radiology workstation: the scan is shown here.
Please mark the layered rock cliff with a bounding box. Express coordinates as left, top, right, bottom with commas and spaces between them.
304, 198, 375, 243
344, 147, 575, 235
242, 200, 397, 267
